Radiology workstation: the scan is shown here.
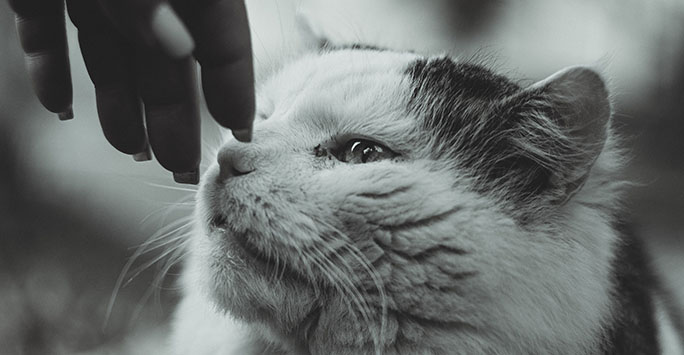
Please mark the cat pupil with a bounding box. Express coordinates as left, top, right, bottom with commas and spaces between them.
361, 146, 373, 163
350, 141, 374, 163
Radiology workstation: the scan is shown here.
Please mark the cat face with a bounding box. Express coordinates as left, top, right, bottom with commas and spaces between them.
189, 48, 618, 353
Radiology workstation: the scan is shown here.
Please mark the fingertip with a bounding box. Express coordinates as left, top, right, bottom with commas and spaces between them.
57, 106, 74, 121
173, 169, 199, 185
25, 53, 74, 117
132, 143, 152, 162
150, 3, 195, 58
202, 61, 256, 134
232, 127, 252, 143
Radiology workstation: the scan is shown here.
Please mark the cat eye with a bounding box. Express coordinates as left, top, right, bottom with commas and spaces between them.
335, 139, 397, 163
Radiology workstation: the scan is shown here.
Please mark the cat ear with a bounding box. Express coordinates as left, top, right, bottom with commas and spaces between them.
295, 10, 332, 51
529, 66, 610, 152
502, 66, 611, 204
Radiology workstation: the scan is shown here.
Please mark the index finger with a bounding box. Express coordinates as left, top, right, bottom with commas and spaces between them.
173, 0, 255, 142
9, 0, 73, 119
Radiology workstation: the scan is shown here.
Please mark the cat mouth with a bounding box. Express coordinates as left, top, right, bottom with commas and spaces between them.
209, 214, 272, 263
207, 213, 302, 277
207, 213, 313, 286
208, 212, 367, 300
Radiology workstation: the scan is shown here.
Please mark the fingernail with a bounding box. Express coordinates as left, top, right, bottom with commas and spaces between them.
132, 144, 152, 162
58, 107, 74, 121
233, 128, 252, 143
150, 3, 195, 58
173, 169, 199, 185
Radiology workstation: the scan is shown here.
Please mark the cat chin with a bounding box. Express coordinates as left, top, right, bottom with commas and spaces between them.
196, 226, 319, 329
206, 225, 310, 287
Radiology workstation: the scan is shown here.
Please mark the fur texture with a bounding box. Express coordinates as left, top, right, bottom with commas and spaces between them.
171, 48, 682, 354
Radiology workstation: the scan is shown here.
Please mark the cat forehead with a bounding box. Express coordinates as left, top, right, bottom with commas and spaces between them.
285, 49, 419, 82
257, 50, 522, 145
254, 50, 421, 141
260, 49, 420, 101
261, 50, 519, 106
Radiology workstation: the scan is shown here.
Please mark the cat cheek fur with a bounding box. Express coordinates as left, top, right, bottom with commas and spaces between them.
317, 162, 616, 353
172, 48, 676, 355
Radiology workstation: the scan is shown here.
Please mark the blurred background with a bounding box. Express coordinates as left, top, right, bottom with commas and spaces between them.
1, 0, 683, 353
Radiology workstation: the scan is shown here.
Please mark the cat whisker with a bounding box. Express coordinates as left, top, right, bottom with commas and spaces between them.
144, 182, 199, 193
124, 233, 192, 287
308, 243, 379, 353
139, 194, 195, 226
269, 245, 279, 282
276, 246, 290, 284
131, 218, 194, 254
266, 242, 282, 283
104, 213, 194, 330
305, 246, 367, 338
312, 224, 388, 355
132, 232, 188, 256
130, 245, 189, 328
155, 201, 195, 207
293, 243, 323, 297
336, 241, 388, 351
329, 254, 382, 354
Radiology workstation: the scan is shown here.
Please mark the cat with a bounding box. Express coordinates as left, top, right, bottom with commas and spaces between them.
170, 45, 684, 354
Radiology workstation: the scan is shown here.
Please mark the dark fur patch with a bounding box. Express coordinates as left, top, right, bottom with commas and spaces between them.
405, 58, 545, 199
405, 58, 519, 168
404, 57, 591, 213
600, 222, 660, 354
406, 57, 520, 105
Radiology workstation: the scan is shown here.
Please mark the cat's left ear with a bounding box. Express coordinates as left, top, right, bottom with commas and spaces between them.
529, 66, 610, 149
503, 66, 611, 204
295, 10, 332, 51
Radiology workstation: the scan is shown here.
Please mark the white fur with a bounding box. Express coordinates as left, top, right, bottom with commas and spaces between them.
171, 49, 678, 354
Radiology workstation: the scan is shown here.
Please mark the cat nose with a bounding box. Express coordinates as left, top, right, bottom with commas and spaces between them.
216, 142, 256, 181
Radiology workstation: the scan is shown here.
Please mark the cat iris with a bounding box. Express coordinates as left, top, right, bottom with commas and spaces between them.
334, 139, 397, 163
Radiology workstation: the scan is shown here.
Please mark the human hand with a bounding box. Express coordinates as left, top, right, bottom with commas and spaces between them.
8, 0, 255, 184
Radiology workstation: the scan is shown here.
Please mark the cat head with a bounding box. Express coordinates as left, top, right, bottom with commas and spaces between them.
188, 47, 621, 353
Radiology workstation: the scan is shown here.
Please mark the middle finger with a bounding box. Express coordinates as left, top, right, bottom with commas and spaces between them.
67, 0, 148, 157
136, 50, 200, 183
